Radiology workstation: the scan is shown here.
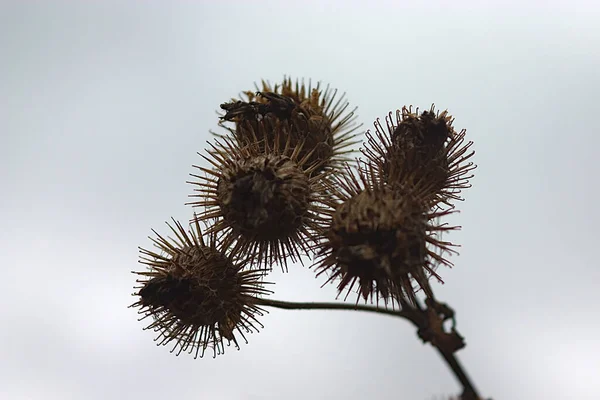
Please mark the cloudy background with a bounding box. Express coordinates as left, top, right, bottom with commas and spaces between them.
2, 1, 599, 399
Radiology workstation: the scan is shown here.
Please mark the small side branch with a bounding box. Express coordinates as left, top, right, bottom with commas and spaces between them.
255, 296, 484, 400
254, 297, 419, 323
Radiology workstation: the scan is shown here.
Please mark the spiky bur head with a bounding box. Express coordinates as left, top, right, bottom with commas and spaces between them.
361, 105, 476, 209
311, 163, 458, 306
130, 218, 272, 358
187, 131, 330, 270
218, 77, 362, 176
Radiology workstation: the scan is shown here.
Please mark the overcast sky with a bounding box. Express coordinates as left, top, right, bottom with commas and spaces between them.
2, 1, 599, 399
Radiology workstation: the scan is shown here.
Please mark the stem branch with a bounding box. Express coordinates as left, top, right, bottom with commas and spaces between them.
255, 297, 418, 322
255, 297, 482, 399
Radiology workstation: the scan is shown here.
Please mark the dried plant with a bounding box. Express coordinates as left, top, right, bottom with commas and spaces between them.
312, 163, 458, 307
187, 129, 331, 269
131, 76, 491, 400
130, 218, 272, 358
218, 77, 362, 175
361, 106, 476, 209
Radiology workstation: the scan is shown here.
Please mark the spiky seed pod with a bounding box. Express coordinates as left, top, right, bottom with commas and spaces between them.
130, 218, 272, 358
187, 128, 330, 270
361, 105, 476, 209
312, 163, 458, 306
218, 77, 362, 176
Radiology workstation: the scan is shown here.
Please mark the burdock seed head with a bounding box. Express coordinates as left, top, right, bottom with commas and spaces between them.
218, 77, 362, 175
361, 105, 476, 208
130, 218, 272, 358
187, 129, 330, 270
312, 163, 458, 306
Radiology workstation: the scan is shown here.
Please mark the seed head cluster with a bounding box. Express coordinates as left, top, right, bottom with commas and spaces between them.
187, 132, 329, 269
312, 163, 459, 306
131, 218, 271, 358
362, 106, 475, 209
131, 76, 476, 358
219, 77, 362, 175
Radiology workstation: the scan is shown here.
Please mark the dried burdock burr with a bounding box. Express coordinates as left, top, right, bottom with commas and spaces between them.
361, 105, 475, 208
187, 128, 331, 270
218, 77, 362, 175
312, 163, 458, 306
130, 218, 272, 358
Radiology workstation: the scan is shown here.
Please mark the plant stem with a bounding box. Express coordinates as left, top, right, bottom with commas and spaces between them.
436, 349, 480, 400
255, 297, 482, 399
254, 297, 418, 322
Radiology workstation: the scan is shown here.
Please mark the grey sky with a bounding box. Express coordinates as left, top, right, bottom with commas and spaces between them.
2, 1, 599, 399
